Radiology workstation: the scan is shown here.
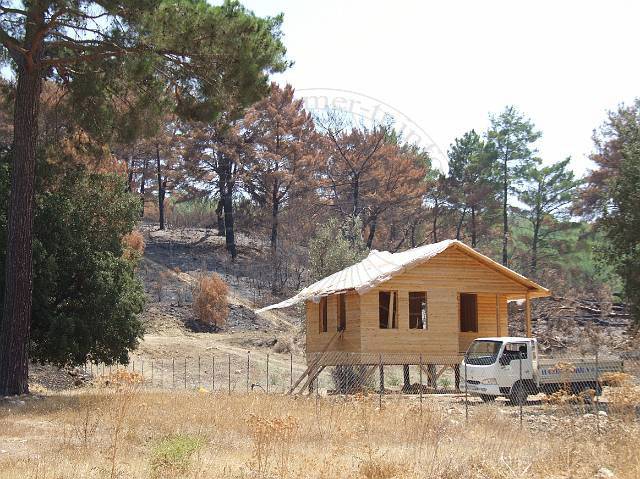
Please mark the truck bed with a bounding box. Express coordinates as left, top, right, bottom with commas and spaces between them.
537, 358, 623, 384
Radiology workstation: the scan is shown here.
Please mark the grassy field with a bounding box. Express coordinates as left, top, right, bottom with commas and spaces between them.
0, 383, 638, 479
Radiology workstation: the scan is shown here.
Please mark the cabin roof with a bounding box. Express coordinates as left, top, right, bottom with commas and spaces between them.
256, 239, 550, 312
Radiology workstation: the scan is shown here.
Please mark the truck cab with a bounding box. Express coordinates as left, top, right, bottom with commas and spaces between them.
462, 336, 538, 404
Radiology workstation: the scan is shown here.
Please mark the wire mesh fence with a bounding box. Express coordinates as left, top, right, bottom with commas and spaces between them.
84, 345, 640, 424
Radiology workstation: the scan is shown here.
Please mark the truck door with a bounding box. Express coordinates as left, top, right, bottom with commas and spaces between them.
497, 342, 534, 389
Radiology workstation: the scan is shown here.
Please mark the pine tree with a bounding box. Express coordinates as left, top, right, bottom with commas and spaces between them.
487, 106, 541, 266
583, 100, 640, 327
0, 0, 287, 394
519, 158, 581, 277
446, 130, 499, 247
242, 83, 318, 253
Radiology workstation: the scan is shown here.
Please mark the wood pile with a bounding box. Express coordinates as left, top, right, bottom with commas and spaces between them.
537, 296, 630, 328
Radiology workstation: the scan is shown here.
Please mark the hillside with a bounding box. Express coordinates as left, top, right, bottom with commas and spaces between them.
27, 223, 637, 393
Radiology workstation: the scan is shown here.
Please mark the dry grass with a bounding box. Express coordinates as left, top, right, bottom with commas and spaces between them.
0, 389, 638, 479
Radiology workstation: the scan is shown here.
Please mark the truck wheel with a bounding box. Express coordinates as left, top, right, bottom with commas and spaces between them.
508, 382, 528, 406
480, 395, 496, 402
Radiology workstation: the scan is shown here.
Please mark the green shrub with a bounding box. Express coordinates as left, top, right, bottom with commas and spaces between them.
150, 434, 204, 477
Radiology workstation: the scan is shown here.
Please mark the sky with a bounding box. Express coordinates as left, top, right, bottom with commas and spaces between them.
240, 0, 640, 175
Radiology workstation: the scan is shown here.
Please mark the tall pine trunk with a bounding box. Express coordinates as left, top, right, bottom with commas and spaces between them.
366, 216, 377, 248
156, 145, 165, 230
502, 158, 509, 266
0, 64, 43, 395
432, 198, 439, 243
215, 174, 225, 236
139, 155, 147, 217
470, 206, 477, 248
270, 183, 279, 252
223, 188, 236, 258
531, 216, 540, 277
127, 154, 135, 193
219, 153, 236, 259
455, 207, 467, 240
215, 198, 225, 236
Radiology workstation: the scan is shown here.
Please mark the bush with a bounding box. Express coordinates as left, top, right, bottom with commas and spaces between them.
192, 273, 229, 329
150, 434, 204, 478
0, 158, 145, 367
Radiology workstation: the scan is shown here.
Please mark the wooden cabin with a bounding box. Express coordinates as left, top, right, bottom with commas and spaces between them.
259, 240, 549, 391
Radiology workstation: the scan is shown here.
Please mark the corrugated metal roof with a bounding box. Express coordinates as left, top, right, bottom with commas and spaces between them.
256, 239, 550, 313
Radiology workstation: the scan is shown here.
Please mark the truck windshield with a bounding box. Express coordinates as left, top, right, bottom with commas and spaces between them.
466, 340, 502, 365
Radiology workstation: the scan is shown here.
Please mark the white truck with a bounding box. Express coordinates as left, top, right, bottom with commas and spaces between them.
461, 336, 624, 405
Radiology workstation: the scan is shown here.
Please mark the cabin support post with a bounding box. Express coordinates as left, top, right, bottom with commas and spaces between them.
427, 364, 436, 389
403, 365, 410, 390
525, 292, 532, 337
454, 364, 461, 391
378, 354, 384, 396
495, 293, 500, 336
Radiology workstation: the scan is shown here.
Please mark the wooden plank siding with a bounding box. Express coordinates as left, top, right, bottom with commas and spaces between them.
458, 293, 508, 353
305, 247, 525, 358
305, 291, 361, 354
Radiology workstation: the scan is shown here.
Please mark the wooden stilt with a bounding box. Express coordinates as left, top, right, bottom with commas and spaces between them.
496, 293, 500, 336
525, 292, 531, 337
288, 331, 341, 395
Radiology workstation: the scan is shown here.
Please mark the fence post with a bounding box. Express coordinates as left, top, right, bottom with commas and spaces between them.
228, 354, 231, 395
151, 360, 154, 388
246, 351, 250, 393
519, 352, 523, 428
379, 353, 383, 409
141, 360, 144, 387
266, 353, 270, 394
419, 354, 423, 414
464, 353, 468, 423
198, 356, 201, 388
184, 357, 187, 389
172, 358, 175, 389
290, 352, 293, 390
212, 356, 215, 392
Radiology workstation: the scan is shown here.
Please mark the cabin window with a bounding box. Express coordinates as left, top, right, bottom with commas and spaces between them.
379, 291, 398, 329
338, 294, 346, 331
319, 297, 328, 333
460, 293, 478, 332
409, 292, 428, 329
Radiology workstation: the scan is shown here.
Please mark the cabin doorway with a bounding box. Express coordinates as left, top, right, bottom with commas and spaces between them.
460, 293, 478, 332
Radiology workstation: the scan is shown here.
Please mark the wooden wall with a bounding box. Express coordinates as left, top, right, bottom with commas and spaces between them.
359, 288, 459, 356
458, 293, 508, 353
305, 246, 525, 357
306, 291, 361, 354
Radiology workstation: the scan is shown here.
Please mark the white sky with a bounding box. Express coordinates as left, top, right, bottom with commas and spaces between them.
241, 0, 640, 176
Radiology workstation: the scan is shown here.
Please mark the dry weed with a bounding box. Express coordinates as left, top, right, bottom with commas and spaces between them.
193, 273, 229, 329
602, 372, 634, 387
122, 230, 145, 261
0, 391, 638, 479
246, 413, 299, 476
